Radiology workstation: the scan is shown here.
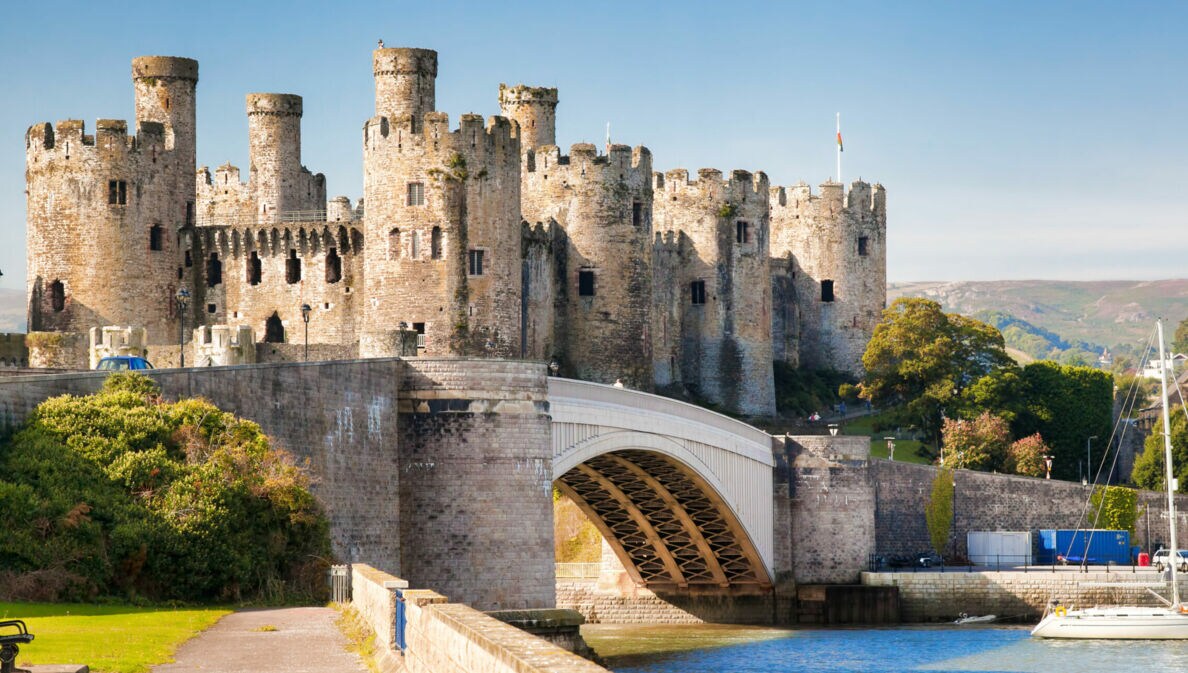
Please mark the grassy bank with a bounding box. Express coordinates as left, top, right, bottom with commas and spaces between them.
0, 602, 229, 673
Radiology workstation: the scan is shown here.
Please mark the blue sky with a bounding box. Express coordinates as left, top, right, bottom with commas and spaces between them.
2, 0, 1185, 288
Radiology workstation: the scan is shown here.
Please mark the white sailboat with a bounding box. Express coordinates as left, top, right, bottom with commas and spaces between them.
1031, 319, 1188, 639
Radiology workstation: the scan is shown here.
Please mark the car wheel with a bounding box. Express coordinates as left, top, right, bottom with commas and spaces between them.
1156, 563, 1166, 572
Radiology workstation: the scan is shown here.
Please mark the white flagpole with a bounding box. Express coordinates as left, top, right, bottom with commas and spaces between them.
836, 112, 842, 186
605, 122, 611, 154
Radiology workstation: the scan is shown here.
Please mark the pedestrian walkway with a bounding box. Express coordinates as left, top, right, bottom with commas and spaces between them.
152, 606, 368, 673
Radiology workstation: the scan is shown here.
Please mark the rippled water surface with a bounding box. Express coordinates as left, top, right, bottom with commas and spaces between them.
582, 624, 1188, 673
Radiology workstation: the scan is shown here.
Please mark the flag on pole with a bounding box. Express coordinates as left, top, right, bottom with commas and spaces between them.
837, 129, 844, 152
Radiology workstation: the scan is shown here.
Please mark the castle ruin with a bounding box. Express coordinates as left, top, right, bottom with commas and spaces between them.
25, 46, 886, 416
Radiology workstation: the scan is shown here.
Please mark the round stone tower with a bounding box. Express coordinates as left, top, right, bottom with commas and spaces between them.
520, 142, 655, 388
247, 93, 304, 220
362, 46, 522, 358
132, 56, 198, 174
373, 47, 437, 122
652, 168, 775, 416
498, 84, 557, 151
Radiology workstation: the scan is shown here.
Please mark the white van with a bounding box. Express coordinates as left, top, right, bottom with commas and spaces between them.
1152, 549, 1188, 572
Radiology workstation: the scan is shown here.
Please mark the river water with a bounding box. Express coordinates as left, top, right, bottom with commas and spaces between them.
582, 623, 1188, 672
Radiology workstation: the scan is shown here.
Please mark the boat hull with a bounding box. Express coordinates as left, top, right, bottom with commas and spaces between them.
1032, 608, 1188, 639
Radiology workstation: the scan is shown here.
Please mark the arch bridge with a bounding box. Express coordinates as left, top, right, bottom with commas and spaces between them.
548, 378, 775, 594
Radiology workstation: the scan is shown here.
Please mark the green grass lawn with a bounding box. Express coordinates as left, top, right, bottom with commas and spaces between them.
0, 602, 230, 673
840, 412, 934, 465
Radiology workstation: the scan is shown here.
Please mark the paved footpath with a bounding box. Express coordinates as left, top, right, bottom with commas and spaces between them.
152, 606, 368, 673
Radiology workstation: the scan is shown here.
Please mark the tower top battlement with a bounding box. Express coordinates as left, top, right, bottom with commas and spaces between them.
132, 56, 198, 81
247, 93, 303, 116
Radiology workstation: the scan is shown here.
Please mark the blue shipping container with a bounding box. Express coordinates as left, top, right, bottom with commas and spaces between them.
1037, 529, 1131, 565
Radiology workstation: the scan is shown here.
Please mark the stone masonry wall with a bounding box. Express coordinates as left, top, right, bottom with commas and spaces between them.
864, 570, 1188, 622
397, 359, 555, 611
872, 460, 1188, 559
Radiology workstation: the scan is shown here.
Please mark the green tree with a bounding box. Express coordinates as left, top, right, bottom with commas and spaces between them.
1132, 412, 1188, 493
1012, 361, 1114, 482
925, 468, 955, 556
1173, 316, 1188, 354
1088, 486, 1139, 536
1113, 372, 1153, 418
860, 298, 1013, 445
1006, 433, 1050, 477
0, 373, 330, 602
940, 412, 1011, 471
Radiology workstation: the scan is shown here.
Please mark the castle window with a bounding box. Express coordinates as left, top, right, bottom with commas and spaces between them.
578, 269, 595, 297
431, 227, 443, 259
50, 280, 65, 312
468, 249, 485, 276
247, 251, 262, 285
286, 250, 302, 284
149, 225, 163, 251
186, 201, 194, 226
265, 312, 285, 343
858, 236, 869, 256
108, 180, 127, 205
632, 202, 643, 227
185, 250, 193, 267
411, 231, 421, 259
207, 303, 216, 314
413, 322, 426, 349
821, 279, 835, 302
691, 280, 706, 305
206, 253, 223, 287
407, 182, 425, 206
388, 228, 401, 259
326, 247, 342, 284
736, 220, 750, 244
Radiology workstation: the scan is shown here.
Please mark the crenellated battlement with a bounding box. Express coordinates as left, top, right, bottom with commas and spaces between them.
653, 167, 769, 204
364, 110, 519, 169
25, 118, 167, 160
524, 143, 652, 183
770, 179, 885, 221
247, 93, 303, 117
131, 55, 198, 81
198, 221, 364, 259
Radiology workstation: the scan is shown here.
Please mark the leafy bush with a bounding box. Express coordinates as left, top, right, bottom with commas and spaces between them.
773, 361, 855, 417
0, 373, 330, 602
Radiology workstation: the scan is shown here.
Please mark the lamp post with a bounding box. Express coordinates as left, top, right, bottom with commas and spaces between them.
1043, 455, 1053, 480
300, 303, 312, 362
548, 360, 560, 377
1086, 435, 1097, 483
174, 288, 190, 368
884, 436, 896, 461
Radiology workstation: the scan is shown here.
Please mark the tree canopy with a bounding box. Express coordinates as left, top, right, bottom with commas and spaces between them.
860, 298, 1013, 443
1012, 361, 1114, 482
1173, 316, 1188, 354
1132, 412, 1188, 494
0, 373, 330, 602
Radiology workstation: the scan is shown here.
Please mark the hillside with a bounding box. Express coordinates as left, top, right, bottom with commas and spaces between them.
889, 280, 1188, 359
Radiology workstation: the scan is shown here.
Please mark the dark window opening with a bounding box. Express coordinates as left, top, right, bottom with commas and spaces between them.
50, 280, 65, 312
207, 303, 216, 314
389, 228, 400, 259
108, 180, 127, 205
821, 279, 835, 302
286, 250, 302, 284
149, 224, 163, 251
413, 322, 426, 349
186, 201, 194, 226
184, 250, 193, 267
247, 251, 262, 285
431, 226, 442, 259
407, 182, 425, 206
858, 236, 869, 256
736, 220, 750, 244
177, 267, 183, 280
578, 269, 595, 296
691, 280, 706, 305
264, 312, 285, 343
632, 202, 643, 227
206, 253, 223, 287
326, 247, 342, 284
468, 249, 484, 276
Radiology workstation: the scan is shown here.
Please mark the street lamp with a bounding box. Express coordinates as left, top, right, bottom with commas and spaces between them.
1086, 435, 1098, 484
1043, 455, 1053, 480
884, 437, 896, 461
549, 360, 560, 377
300, 303, 312, 362
174, 288, 190, 368
828, 423, 839, 437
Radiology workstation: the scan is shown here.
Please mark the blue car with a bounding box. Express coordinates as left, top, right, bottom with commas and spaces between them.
95, 356, 154, 371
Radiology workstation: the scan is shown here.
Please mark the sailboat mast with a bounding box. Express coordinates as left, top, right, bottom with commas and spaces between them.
1158, 319, 1180, 606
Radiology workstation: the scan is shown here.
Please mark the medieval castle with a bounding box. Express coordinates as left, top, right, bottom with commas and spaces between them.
25, 46, 886, 416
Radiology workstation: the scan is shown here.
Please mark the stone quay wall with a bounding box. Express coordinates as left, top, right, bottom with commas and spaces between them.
352, 564, 608, 673
863, 570, 1188, 622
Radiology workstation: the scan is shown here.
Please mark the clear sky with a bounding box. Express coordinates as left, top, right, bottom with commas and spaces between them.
2, 0, 1185, 290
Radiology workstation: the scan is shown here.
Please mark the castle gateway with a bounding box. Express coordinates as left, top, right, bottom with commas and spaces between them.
25, 46, 886, 415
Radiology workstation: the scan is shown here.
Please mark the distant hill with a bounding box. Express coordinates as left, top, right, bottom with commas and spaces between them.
888, 280, 1188, 362
0, 289, 23, 333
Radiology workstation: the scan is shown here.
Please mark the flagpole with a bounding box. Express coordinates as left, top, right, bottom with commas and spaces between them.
836, 112, 842, 186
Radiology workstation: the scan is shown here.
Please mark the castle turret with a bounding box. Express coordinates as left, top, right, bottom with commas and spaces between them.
132, 56, 198, 179
520, 141, 654, 388
247, 93, 308, 219
373, 47, 437, 123
769, 180, 887, 375
362, 47, 522, 358
652, 168, 775, 416
498, 84, 558, 151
